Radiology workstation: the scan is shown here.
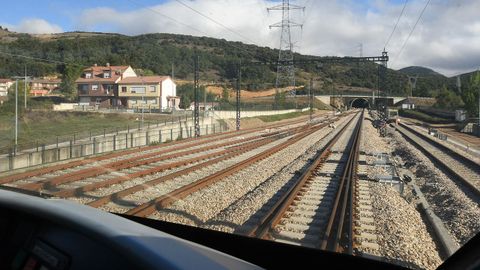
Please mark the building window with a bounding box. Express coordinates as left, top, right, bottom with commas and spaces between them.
122, 86, 127, 93
92, 84, 99, 91
130, 100, 137, 104
104, 72, 110, 78
147, 99, 156, 104
131, 87, 146, 94
95, 98, 101, 105
104, 84, 113, 94
85, 73, 92, 78
150, 85, 156, 92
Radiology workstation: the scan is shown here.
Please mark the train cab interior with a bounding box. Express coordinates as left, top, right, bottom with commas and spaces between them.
0, 188, 478, 270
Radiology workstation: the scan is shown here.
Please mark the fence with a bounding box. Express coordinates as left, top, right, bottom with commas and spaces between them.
0, 112, 198, 155
0, 122, 226, 173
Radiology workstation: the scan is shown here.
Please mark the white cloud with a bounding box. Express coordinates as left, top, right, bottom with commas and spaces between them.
8, 18, 63, 34
69, 0, 480, 76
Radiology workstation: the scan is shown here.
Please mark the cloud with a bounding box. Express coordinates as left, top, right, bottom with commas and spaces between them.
69, 0, 479, 76
8, 18, 63, 34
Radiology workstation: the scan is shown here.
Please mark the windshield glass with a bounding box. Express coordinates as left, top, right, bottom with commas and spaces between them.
1, 1, 479, 269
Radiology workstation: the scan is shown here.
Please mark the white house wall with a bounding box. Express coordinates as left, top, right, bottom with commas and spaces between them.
161, 78, 176, 110
122, 66, 137, 79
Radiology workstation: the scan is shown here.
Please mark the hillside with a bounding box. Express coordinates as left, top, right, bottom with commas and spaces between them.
399, 66, 443, 77
0, 27, 458, 97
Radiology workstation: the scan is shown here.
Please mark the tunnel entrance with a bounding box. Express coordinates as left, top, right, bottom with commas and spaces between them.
350, 98, 369, 108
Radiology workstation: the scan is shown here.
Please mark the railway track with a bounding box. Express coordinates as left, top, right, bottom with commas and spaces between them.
396, 122, 480, 196
0, 114, 326, 189
120, 116, 350, 218
0, 114, 316, 186
242, 111, 372, 255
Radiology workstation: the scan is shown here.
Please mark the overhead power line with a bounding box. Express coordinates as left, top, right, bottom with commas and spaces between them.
384, 0, 409, 50
0, 50, 83, 67
173, 0, 258, 45
125, 0, 209, 36
393, 0, 431, 64
127, 0, 269, 62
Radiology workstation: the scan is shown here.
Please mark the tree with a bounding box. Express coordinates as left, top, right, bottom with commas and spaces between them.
0, 81, 29, 115
221, 86, 229, 103
274, 91, 286, 109
435, 85, 464, 109
60, 64, 83, 101
462, 71, 480, 117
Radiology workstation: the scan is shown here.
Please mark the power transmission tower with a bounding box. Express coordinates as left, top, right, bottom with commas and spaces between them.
268, 0, 304, 103
407, 75, 418, 97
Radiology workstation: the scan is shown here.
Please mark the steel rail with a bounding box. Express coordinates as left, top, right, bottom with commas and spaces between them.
396, 123, 480, 197
20, 126, 308, 191
321, 110, 363, 254
0, 113, 322, 185
125, 121, 335, 217
55, 129, 293, 198
244, 113, 359, 239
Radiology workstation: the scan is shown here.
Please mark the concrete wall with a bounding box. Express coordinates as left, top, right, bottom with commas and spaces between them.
53, 103, 77, 111
0, 121, 226, 173
213, 109, 300, 119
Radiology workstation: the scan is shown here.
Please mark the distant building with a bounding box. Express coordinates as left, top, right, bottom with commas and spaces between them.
29, 77, 61, 96
118, 76, 179, 110
76, 63, 136, 107
189, 102, 218, 111
75, 63, 179, 110
0, 78, 13, 97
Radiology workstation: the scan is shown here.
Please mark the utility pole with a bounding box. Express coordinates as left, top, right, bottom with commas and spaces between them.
141, 78, 144, 129
267, 0, 304, 107
194, 56, 200, 137
15, 79, 18, 154
309, 78, 313, 122
236, 67, 241, 131
24, 64, 27, 109
456, 75, 461, 93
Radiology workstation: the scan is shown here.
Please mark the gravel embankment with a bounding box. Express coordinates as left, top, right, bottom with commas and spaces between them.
391, 129, 480, 246
148, 115, 353, 227
201, 115, 354, 233
362, 114, 443, 269
370, 183, 443, 270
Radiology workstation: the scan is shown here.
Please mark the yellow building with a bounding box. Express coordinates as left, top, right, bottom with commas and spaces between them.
117, 76, 179, 111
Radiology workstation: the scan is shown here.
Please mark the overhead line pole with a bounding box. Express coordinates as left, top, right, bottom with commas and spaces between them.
24, 64, 27, 109
15, 79, 18, 155
194, 56, 200, 137
236, 67, 241, 131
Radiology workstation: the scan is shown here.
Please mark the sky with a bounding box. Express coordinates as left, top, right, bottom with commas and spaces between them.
1, 0, 479, 76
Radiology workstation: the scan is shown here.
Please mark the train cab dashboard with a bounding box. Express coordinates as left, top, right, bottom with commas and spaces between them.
0, 188, 478, 270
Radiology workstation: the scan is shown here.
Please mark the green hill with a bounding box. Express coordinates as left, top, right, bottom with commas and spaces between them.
399, 66, 443, 77
0, 28, 466, 97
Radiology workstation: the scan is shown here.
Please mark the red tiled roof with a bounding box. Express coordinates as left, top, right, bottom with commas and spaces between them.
0, 79, 13, 83
76, 65, 131, 83
119, 76, 171, 84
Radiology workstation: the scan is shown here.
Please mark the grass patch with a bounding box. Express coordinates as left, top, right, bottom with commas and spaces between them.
399, 109, 452, 124
257, 110, 311, 122
0, 111, 170, 153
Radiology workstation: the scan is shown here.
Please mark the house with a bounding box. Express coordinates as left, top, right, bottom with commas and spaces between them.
0, 78, 13, 97
75, 63, 136, 107
29, 77, 61, 96
118, 75, 179, 110
189, 102, 218, 111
